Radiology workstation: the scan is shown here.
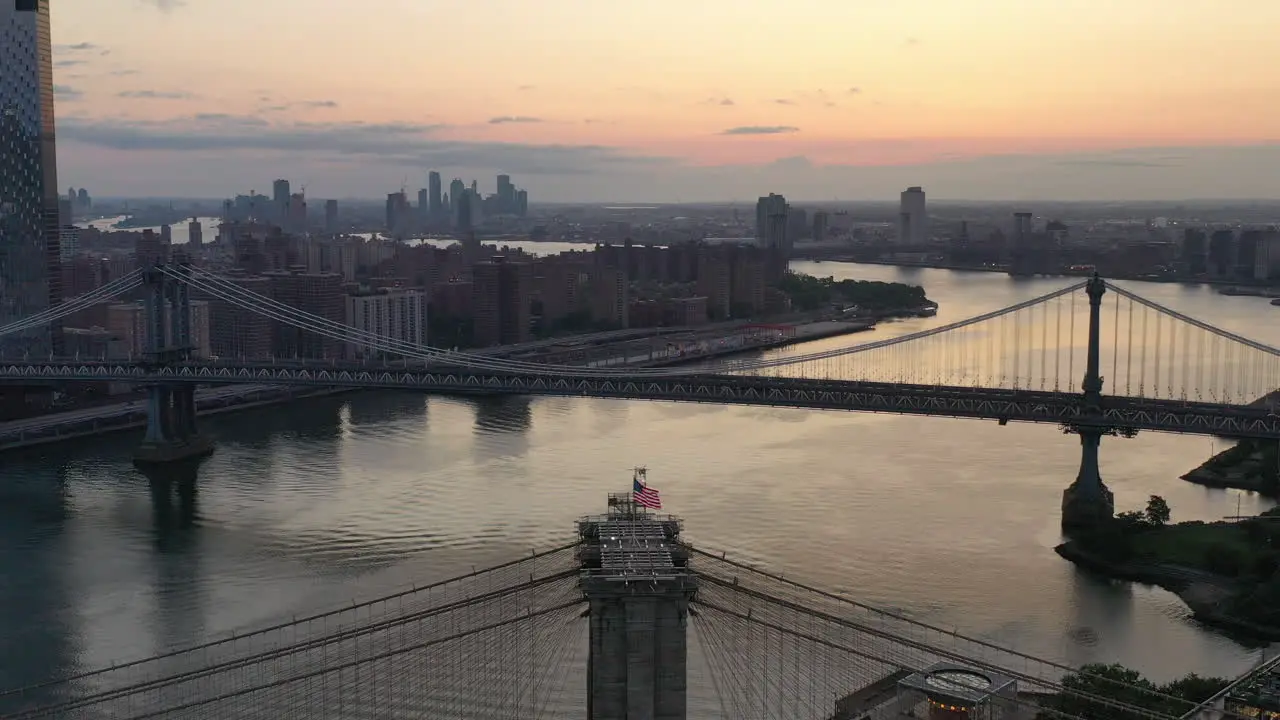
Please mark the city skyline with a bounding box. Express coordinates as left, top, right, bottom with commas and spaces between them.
50, 0, 1280, 202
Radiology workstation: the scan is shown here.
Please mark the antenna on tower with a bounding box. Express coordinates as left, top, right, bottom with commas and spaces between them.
401, 176, 408, 195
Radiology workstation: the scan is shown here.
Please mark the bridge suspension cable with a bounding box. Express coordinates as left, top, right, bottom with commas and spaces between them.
4, 544, 587, 719
0, 270, 143, 343
690, 548, 1244, 720
168, 265, 1094, 381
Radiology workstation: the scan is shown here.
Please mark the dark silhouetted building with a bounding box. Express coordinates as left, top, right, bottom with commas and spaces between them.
472, 257, 531, 347
1, 0, 62, 354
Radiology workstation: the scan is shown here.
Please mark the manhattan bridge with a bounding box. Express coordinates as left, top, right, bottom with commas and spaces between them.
0, 264, 1279, 718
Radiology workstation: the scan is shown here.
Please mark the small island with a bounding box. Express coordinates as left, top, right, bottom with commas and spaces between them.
777, 273, 937, 318
1057, 495, 1280, 641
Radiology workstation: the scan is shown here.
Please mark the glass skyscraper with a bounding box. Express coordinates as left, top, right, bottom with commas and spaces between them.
1, 0, 61, 354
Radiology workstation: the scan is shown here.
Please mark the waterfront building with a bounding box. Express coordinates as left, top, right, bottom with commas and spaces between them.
0, 0, 62, 354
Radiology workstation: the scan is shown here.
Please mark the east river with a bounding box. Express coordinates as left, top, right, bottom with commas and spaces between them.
2, 260, 1278, 700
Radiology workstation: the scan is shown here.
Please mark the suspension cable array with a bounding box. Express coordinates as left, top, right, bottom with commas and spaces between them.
2, 265, 1278, 409
0, 270, 144, 346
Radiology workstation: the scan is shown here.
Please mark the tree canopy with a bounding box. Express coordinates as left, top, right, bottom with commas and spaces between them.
776, 273, 930, 312
1035, 663, 1229, 719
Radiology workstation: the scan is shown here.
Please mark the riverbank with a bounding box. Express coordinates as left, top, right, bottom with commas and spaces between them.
1057, 509, 1280, 643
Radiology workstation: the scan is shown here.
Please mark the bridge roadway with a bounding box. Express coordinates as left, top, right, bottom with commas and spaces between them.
3, 359, 1279, 439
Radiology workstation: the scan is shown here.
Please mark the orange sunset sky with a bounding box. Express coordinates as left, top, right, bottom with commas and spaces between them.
49, 0, 1280, 202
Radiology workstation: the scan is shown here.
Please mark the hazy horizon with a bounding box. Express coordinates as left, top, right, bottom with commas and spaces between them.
52, 0, 1280, 203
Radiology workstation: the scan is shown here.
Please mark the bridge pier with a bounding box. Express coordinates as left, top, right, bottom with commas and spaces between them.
134, 264, 214, 468
1061, 429, 1115, 532
578, 497, 696, 720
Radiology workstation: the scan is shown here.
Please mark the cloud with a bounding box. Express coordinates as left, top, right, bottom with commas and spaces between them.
848, 87, 863, 95
54, 59, 86, 68
109, 69, 140, 76
301, 100, 339, 108
53, 85, 83, 101
699, 97, 735, 106
720, 126, 799, 135
56, 42, 100, 52
59, 114, 670, 176
118, 90, 196, 100
903, 37, 920, 46
488, 116, 542, 124
773, 98, 796, 106
140, 0, 186, 9
517, 85, 535, 91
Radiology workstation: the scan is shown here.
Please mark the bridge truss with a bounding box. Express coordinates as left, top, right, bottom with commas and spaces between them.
2, 264, 1279, 438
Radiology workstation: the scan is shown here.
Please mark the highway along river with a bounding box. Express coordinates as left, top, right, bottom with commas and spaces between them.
1, 262, 1276, 699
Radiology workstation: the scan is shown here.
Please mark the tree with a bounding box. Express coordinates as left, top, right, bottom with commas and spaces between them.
1036, 664, 1229, 720
1145, 495, 1171, 527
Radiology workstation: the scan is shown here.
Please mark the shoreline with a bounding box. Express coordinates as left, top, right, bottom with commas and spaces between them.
1055, 540, 1280, 644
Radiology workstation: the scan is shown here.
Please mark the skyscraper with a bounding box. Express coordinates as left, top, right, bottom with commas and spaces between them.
1, 0, 62, 354
897, 186, 927, 245
428, 171, 443, 218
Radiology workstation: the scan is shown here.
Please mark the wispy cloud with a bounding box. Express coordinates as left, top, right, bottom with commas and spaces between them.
517, 85, 535, 91
53, 85, 83, 101
848, 87, 863, 95
720, 126, 799, 136
699, 97, 735, 107
301, 100, 339, 108
773, 98, 796, 106
110, 69, 140, 76
55, 42, 100, 52
54, 59, 86, 68
140, 0, 186, 10
58, 114, 670, 176
118, 90, 196, 100
489, 116, 542, 124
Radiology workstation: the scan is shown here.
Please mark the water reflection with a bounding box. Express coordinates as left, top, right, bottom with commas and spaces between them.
140, 461, 207, 653
0, 467, 76, 707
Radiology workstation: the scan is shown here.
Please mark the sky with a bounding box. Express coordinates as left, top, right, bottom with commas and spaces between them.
48, 0, 1280, 203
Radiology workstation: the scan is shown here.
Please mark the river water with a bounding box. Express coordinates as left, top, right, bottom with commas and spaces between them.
2, 262, 1278, 700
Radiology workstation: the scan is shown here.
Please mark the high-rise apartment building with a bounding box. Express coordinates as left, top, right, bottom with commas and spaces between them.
1, 0, 62, 354
344, 288, 427, 359
263, 270, 345, 359
755, 194, 790, 257
897, 186, 927, 245
188, 218, 203, 247
472, 257, 532, 347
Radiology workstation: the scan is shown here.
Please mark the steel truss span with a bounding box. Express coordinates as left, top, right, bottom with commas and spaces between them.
2, 362, 1278, 439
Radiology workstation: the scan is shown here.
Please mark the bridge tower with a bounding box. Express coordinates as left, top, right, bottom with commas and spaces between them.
135, 263, 214, 467
1061, 273, 1115, 532
577, 496, 697, 720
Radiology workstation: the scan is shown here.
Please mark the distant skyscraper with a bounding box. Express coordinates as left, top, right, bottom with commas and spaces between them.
897, 186, 927, 245
1, 0, 62, 353
188, 218, 204, 247
449, 178, 465, 217
324, 199, 338, 234
272, 179, 291, 224
428, 171, 443, 218
497, 174, 514, 214
755, 194, 790, 254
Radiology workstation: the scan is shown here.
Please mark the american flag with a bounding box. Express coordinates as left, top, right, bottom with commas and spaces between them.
633, 469, 662, 510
